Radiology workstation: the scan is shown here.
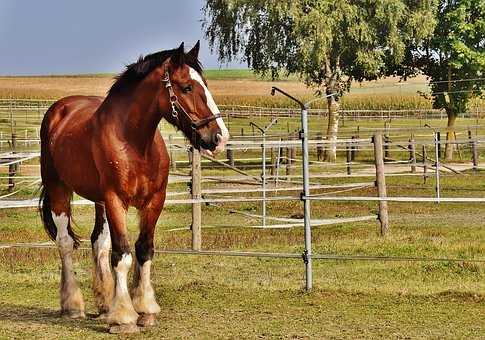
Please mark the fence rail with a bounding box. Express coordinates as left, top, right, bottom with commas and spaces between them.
1, 99, 485, 291
1, 98, 484, 120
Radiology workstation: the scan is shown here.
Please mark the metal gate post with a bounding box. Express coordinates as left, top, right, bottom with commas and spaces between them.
300, 104, 313, 290
270, 87, 337, 291
262, 131, 267, 228
434, 132, 441, 203
270, 87, 314, 290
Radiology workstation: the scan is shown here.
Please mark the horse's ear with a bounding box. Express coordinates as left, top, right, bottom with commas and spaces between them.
171, 42, 185, 66
187, 40, 200, 59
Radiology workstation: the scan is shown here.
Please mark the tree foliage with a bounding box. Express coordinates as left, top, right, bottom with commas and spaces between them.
202, 0, 436, 160
400, 0, 484, 115
397, 0, 485, 160
203, 0, 435, 94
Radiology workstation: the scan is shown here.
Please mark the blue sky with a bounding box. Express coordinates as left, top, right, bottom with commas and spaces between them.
0, 0, 244, 75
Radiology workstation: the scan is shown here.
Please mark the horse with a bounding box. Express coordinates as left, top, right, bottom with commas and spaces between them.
38, 41, 229, 333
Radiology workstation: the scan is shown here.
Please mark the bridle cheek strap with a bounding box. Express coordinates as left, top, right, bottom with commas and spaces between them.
161, 69, 221, 131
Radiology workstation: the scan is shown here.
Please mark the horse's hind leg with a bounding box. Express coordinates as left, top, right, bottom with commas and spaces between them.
91, 203, 114, 315
48, 183, 85, 318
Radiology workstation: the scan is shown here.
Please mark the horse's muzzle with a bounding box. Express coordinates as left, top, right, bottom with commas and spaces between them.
214, 133, 229, 154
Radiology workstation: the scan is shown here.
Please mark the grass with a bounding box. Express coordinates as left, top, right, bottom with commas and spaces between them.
0, 169, 484, 338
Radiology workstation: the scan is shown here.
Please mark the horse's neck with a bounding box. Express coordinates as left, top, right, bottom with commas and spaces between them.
101, 77, 162, 153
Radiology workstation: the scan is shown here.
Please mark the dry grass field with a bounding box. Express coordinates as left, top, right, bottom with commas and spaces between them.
1, 173, 484, 338
0, 71, 439, 109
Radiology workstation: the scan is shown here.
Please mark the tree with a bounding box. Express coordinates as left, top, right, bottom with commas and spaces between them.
202, 0, 436, 161
398, 0, 484, 161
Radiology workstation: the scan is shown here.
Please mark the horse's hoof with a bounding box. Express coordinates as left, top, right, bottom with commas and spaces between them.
62, 310, 85, 319
137, 313, 156, 327
96, 312, 108, 321
109, 324, 139, 334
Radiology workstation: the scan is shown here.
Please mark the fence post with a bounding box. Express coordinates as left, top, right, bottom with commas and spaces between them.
300, 105, 313, 291
286, 145, 295, 176
9, 99, 14, 136
346, 142, 352, 175
437, 131, 442, 159
472, 140, 478, 172
285, 146, 291, 176
422, 145, 428, 184
434, 132, 441, 202
274, 139, 282, 184
384, 121, 390, 159
8, 132, 18, 192
8, 162, 16, 192
409, 137, 416, 173
351, 135, 357, 161
373, 133, 389, 236
316, 132, 324, 161
227, 146, 234, 167
270, 146, 275, 177
190, 147, 202, 251
261, 134, 267, 228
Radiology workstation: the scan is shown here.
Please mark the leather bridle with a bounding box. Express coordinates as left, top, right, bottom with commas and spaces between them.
161, 67, 221, 130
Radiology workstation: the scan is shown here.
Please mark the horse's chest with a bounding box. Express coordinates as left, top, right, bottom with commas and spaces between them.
121, 163, 164, 202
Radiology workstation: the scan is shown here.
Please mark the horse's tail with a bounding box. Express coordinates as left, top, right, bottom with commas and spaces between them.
38, 102, 80, 248
38, 185, 80, 249
38, 186, 58, 243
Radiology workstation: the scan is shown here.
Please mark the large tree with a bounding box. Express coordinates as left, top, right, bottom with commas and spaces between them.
398, 0, 485, 161
202, 0, 436, 161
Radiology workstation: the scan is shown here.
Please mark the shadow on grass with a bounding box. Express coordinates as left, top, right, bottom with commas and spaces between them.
0, 303, 107, 333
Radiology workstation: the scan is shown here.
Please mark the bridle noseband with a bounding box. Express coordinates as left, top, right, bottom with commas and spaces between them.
161, 68, 221, 130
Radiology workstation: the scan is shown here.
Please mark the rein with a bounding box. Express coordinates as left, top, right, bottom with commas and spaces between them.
161, 68, 221, 130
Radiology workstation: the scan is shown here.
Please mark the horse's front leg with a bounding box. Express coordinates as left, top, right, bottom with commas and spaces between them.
131, 191, 165, 327
104, 192, 139, 334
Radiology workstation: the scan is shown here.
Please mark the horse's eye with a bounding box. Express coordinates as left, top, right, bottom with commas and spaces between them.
182, 85, 193, 94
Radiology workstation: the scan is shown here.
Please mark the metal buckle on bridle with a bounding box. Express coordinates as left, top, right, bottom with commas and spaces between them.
162, 70, 179, 118
169, 98, 178, 118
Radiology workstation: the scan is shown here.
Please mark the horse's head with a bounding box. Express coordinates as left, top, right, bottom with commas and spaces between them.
158, 42, 229, 155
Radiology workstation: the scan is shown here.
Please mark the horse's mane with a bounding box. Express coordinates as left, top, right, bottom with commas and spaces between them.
108, 47, 203, 96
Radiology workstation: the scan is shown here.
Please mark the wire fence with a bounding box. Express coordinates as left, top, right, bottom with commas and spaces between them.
1, 103, 485, 290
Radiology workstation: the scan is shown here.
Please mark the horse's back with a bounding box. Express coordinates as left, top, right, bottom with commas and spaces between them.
42, 96, 103, 136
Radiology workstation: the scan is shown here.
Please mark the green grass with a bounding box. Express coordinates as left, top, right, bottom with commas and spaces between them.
0, 69, 293, 81
0, 169, 484, 338
204, 68, 262, 80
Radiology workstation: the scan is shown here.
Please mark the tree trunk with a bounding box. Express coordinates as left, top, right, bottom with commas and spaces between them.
324, 95, 340, 162
444, 110, 456, 161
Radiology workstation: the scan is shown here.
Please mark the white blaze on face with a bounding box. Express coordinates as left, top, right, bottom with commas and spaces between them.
189, 67, 229, 153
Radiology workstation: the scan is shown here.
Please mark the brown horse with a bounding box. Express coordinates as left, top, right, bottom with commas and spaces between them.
39, 41, 229, 333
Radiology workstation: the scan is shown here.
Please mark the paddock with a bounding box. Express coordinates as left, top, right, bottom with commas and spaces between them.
0, 98, 484, 337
